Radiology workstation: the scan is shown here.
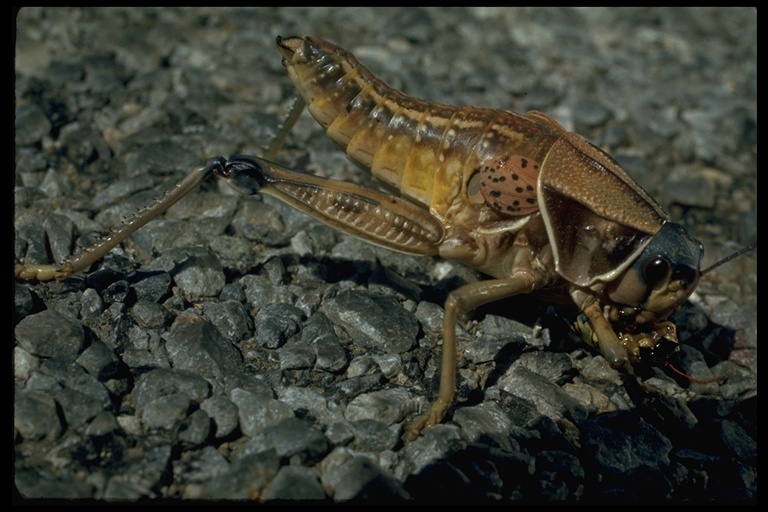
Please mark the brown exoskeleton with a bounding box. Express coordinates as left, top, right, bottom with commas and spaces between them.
16, 36, 728, 440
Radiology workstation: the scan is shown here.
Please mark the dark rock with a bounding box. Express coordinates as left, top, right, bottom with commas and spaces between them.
326, 456, 411, 501
76, 340, 120, 379
254, 303, 304, 349
322, 290, 419, 354
344, 388, 414, 425
264, 465, 327, 501
580, 411, 674, 501
301, 312, 348, 372
229, 388, 293, 437
200, 395, 240, 439
499, 366, 588, 423
15, 389, 63, 441
132, 368, 211, 411
202, 300, 252, 343
241, 417, 329, 464
16, 103, 52, 146
15, 309, 84, 359
201, 450, 280, 500
350, 419, 400, 452
164, 320, 242, 380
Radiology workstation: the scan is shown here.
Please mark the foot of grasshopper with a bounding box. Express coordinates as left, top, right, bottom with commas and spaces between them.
14, 160, 221, 282
406, 272, 547, 440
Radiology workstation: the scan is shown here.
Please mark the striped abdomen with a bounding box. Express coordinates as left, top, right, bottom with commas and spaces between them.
277, 36, 565, 224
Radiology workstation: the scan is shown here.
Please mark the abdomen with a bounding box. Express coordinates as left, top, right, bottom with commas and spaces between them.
277, 36, 564, 227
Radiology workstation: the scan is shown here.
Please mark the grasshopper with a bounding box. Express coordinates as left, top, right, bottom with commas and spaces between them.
15, 36, 750, 440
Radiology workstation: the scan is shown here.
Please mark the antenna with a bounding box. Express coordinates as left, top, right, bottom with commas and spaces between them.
701, 245, 755, 276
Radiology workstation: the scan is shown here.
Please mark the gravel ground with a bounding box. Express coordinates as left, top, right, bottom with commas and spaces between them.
14, 7, 756, 503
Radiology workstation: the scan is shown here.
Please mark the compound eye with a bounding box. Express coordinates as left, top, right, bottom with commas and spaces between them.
643, 257, 670, 287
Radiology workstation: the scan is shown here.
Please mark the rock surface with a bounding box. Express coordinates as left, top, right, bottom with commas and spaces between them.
14, 7, 756, 504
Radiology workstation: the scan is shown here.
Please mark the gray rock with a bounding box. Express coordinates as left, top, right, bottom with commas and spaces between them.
264, 465, 326, 501
326, 456, 411, 501
397, 424, 464, 478
179, 408, 212, 445
331, 373, 388, 401
349, 419, 400, 452
39, 358, 112, 408
121, 348, 170, 370
580, 411, 674, 501
463, 335, 527, 365
130, 300, 172, 330
241, 417, 328, 464
166, 247, 226, 300
532, 450, 585, 500
43, 213, 75, 265
54, 387, 106, 429
14, 346, 38, 381
278, 386, 346, 428
14, 284, 34, 322
16, 310, 84, 359
15, 389, 63, 441
688, 418, 757, 464
16, 103, 52, 146
255, 303, 304, 349
76, 340, 119, 379
164, 320, 242, 380
242, 274, 292, 311
453, 401, 515, 450
102, 444, 172, 500
499, 366, 588, 423
130, 271, 173, 303
15, 212, 48, 265
178, 446, 231, 499
278, 341, 316, 370
15, 468, 92, 499
88, 303, 135, 352
322, 290, 419, 354
325, 422, 355, 446
140, 392, 192, 430
200, 395, 240, 439
301, 312, 348, 372
202, 450, 280, 500
133, 368, 211, 410
85, 410, 120, 437
345, 388, 414, 425
202, 300, 253, 343
229, 388, 294, 437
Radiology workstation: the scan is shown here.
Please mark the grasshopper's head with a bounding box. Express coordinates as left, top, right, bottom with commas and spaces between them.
591, 222, 702, 364
571, 223, 702, 367
605, 222, 703, 326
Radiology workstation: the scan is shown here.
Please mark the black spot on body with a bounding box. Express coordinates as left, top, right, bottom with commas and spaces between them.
520, 158, 528, 168
512, 173, 519, 180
